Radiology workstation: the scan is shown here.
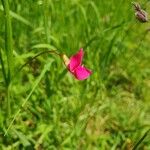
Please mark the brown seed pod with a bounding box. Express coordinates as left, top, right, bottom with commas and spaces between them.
132, 2, 148, 23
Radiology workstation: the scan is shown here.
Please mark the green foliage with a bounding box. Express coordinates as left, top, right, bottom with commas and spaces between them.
0, 0, 150, 149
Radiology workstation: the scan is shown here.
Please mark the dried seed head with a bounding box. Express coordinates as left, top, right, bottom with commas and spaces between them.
132, 2, 148, 23
135, 10, 148, 22
132, 2, 141, 11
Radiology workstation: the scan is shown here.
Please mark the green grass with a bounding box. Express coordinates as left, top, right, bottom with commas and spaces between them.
0, 0, 150, 149
1, 0, 13, 118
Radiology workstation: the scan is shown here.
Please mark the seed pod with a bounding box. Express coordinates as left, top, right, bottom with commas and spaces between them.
132, 2, 148, 23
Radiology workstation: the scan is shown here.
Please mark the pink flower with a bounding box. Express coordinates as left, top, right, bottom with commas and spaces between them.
62, 48, 92, 80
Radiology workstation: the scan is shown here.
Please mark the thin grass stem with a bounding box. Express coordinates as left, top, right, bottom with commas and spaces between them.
2, 0, 13, 84
132, 129, 150, 150
0, 49, 7, 85
43, 0, 50, 43
1, 0, 13, 117
18, 50, 60, 72
4, 63, 51, 136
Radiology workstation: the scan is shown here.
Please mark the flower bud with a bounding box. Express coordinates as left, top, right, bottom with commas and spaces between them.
61, 54, 70, 67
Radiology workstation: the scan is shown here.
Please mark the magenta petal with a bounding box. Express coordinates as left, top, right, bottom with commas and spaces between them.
74, 66, 92, 80
68, 48, 84, 72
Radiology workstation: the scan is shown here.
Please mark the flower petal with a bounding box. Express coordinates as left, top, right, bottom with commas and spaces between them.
68, 48, 84, 72
74, 66, 92, 80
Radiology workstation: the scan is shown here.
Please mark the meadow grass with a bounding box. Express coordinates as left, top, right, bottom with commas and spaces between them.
0, 0, 150, 149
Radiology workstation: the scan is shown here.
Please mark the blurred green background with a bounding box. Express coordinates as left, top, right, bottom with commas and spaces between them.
0, 0, 150, 149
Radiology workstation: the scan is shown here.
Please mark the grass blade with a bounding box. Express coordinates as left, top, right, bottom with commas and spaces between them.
1, 0, 13, 117
2, 0, 13, 84
132, 129, 150, 150
4, 62, 53, 136
0, 48, 7, 85
0, 5, 32, 27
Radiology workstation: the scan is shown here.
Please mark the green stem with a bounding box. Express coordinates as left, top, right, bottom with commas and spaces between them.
5, 63, 51, 136
0, 49, 7, 85
132, 129, 150, 150
2, 0, 13, 117
6, 85, 11, 117
18, 50, 60, 72
2, 0, 13, 83
43, 0, 50, 43
125, 30, 148, 68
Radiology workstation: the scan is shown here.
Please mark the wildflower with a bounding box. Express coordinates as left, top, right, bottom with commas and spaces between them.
62, 48, 92, 80
132, 2, 148, 22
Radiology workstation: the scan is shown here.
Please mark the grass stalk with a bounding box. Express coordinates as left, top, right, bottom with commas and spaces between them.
6, 85, 11, 117
1, 0, 13, 117
132, 129, 150, 150
0, 49, 7, 85
43, 0, 50, 43
4, 63, 51, 136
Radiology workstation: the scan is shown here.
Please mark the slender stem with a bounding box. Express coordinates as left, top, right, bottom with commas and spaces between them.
2, 0, 13, 84
4, 50, 60, 135
132, 129, 150, 150
125, 30, 148, 68
6, 85, 11, 117
0, 49, 7, 85
18, 50, 60, 72
43, 0, 50, 43
5, 63, 51, 136
2, 0, 13, 117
